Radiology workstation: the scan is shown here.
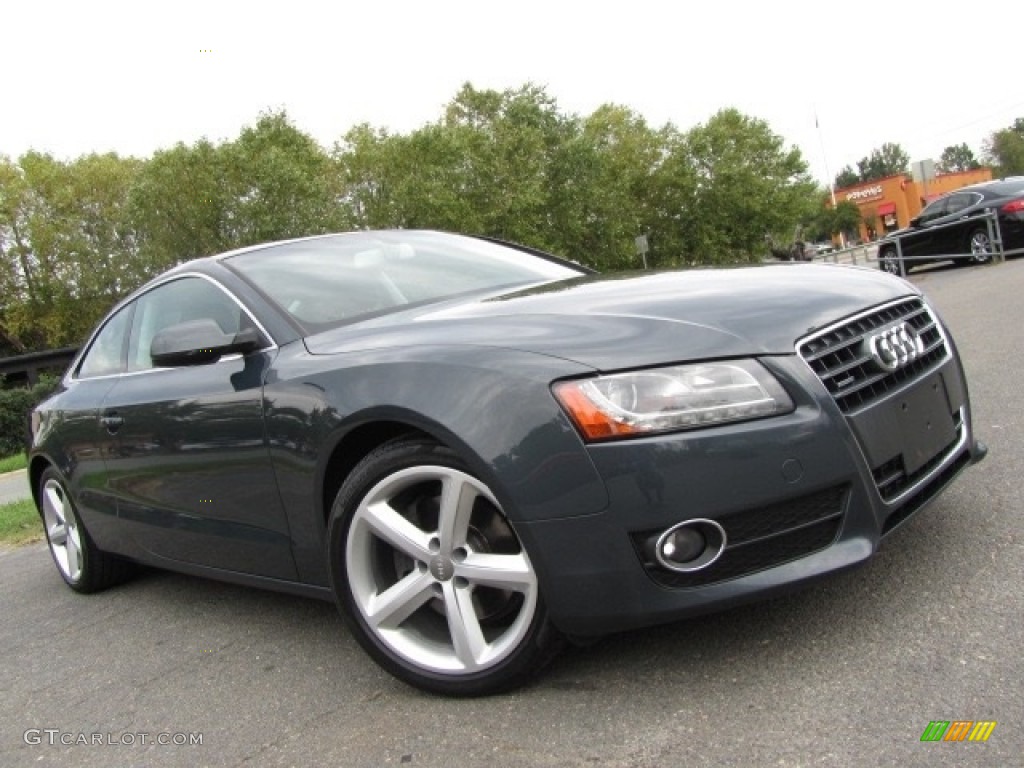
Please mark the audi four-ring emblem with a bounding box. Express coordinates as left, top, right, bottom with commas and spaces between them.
866, 322, 924, 371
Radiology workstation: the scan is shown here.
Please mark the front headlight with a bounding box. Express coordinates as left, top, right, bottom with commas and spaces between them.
552, 360, 794, 441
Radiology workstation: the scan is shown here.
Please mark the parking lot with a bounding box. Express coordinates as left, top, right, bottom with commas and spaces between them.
1, 259, 1021, 768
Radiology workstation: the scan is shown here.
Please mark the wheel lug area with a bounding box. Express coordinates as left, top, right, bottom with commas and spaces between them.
432, 583, 444, 597
454, 576, 469, 589
452, 547, 468, 563
428, 537, 441, 554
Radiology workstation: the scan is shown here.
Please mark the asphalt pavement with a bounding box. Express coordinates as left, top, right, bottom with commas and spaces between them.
1, 259, 1021, 767
0, 469, 30, 505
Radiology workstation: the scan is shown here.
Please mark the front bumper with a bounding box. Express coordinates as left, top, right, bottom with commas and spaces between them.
516, 352, 985, 637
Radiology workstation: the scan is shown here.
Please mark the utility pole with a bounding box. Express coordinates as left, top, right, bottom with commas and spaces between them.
815, 110, 846, 249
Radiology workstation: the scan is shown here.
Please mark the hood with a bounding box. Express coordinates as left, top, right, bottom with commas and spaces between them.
304, 263, 917, 371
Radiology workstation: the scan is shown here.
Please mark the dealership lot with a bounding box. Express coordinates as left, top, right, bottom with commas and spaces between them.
1, 259, 1021, 767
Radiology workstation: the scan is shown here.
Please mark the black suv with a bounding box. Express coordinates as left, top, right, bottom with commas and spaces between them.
878, 178, 1024, 274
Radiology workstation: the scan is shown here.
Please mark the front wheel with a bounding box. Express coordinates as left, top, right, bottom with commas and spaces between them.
328, 437, 562, 695
879, 247, 902, 275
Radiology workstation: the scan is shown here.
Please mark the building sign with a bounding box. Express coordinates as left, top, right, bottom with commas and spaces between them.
846, 185, 883, 203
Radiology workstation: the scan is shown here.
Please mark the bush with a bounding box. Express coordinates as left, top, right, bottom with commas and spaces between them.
0, 377, 60, 457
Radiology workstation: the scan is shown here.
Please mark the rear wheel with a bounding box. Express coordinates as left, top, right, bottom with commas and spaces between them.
965, 227, 994, 265
328, 437, 562, 695
38, 467, 132, 593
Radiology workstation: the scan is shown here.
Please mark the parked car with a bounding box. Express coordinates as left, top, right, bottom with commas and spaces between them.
29, 231, 986, 695
877, 178, 1024, 274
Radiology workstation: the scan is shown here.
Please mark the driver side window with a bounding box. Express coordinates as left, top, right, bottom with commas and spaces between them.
77, 304, 133, 378
126, 277, 251, 372
918, 199, 948, 223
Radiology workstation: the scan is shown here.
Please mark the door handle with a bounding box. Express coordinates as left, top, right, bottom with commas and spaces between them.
100, 413, 124, 433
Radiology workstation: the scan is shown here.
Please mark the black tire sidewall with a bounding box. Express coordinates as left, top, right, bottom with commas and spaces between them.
326, 437, 560, 696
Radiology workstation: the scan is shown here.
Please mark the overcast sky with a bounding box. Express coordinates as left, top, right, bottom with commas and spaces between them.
4, 0, 1022, 186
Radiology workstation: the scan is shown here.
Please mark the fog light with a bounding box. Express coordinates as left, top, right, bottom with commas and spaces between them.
653, 519, 727, 573
661, 528, 705, 563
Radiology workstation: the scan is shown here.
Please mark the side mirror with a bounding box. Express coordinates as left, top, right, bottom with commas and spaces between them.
150, 319, 262, 367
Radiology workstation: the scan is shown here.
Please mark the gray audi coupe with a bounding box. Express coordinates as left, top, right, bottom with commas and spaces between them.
27, 231, 986, 695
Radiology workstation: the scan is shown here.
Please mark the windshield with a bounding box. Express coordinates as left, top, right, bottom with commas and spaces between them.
225, 231, 584, 332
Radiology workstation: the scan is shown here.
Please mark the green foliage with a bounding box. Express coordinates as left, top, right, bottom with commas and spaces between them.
0, 499, 40, 545
834, 144, 911, 188
937, 143, 981, 173
806, 199, 861, 241
834, 165, 860, 189
0, 152, 142, 349
676, 108, 816, 263
0, 376, 59, 456
0, 452, 27, 473
2, 86, 822, 347
856, 143, 910, 182
984, 117, 1024, 177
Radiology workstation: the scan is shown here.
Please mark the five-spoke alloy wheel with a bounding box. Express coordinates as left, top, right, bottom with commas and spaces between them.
328, 437, 561, 695
38, 467, 130, 593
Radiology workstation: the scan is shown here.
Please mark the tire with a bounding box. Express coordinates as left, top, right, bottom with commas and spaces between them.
38, 467, 133, 593
879, 247, 902, 275
327, 436, 563, 695
965, 227, 994, 265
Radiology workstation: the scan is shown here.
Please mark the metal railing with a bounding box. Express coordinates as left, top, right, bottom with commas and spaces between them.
812, 210, 1009, 276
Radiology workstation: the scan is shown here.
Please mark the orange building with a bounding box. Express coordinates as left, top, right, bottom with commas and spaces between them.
834, 168, 992, 242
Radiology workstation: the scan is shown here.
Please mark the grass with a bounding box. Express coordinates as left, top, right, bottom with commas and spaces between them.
0, 452, 28, 474
0, 498, 41, 546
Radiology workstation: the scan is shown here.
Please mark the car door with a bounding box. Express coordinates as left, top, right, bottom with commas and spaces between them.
101, 274, 297, 579
937, 192, 981, 255
902, 198, 949, 257
51, 303, 134, 551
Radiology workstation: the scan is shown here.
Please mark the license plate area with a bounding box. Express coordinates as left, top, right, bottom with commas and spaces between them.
848, 371, 958, 481
890, 372, 957, 475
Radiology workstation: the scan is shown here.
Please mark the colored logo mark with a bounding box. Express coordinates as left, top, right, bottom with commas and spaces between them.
920, 720, 996, 742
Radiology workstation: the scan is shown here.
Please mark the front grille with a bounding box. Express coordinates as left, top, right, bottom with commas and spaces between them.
632, 485, 848, 589
872, 411, 964, 502
797, 297, 948, 414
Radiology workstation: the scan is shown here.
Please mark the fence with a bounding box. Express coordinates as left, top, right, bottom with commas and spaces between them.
0, 347, 78, 388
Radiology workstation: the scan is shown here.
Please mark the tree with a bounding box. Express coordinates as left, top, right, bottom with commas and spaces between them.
546, 104, 662, 268
856, 143, 910, 182
0, 151, 141, 349
128, 138, 233, 274
984, 117, 1024, 177
825, 200, 862, 238
937, 143, 980, 173
221, 111, 343, 245
834, 165, 860, 189
674, 108, 817, 264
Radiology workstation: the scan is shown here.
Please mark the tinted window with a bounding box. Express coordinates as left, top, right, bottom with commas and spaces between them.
226, 232, 583, 332
918, 199, 948, 221
78, 304, 132, 378
126, 276, 252, 371
945, 193, 980, 214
